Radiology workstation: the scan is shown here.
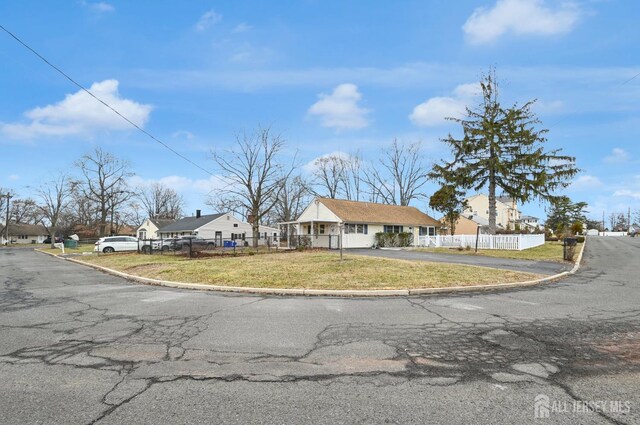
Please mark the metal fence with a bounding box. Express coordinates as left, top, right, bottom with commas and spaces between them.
418, 234, 545, 251
137, 236, 280, 258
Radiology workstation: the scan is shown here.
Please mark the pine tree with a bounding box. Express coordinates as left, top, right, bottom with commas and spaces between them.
430, 71, 578, 234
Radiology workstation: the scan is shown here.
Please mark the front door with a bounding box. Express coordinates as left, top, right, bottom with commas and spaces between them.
215, 231, 222, 246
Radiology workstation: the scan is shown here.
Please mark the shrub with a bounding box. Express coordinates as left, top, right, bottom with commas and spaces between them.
576, 236, 585, 243
374, 232, 414, 248
546, 237, 559, 242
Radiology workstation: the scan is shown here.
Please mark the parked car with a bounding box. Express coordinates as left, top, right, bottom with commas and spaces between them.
43, 236, 64, 244
94, 236, 139, 253
173, 235, 216, 250
140, 238, 176, 253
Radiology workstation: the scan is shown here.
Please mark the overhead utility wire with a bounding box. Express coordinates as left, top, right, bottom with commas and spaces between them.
548, 69, 640, 129
0, 23, 214, 176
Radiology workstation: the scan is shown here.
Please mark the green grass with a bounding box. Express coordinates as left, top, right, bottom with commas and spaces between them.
77, 251, 542, 290
412, 241, 579, 262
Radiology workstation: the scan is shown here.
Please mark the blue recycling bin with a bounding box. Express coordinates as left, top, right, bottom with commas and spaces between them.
223, 240, 236, 248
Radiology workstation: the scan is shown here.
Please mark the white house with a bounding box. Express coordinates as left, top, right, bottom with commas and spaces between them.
281, 197, 441, 249
517, 215, 541, 232
0, 223, 49, 245
464, 194, 521, 230
157, 210, 279, 245
136, 217, 176, 240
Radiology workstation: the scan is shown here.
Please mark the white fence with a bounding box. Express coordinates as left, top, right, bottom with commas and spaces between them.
418, 234, 545, 251
595, 232, 627, 237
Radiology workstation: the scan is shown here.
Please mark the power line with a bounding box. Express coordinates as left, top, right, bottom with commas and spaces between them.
0, 23, 215, 176
548, 69, 640, 130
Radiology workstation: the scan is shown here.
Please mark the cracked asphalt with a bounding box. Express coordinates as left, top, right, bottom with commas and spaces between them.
1, 237, 639, 424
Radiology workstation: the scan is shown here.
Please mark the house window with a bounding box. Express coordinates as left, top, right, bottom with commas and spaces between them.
319, 224, 325, 234
383, 225, 403, 234
233, 223, 238, 227
345, 223, 368, 234
306, 225, 311, 235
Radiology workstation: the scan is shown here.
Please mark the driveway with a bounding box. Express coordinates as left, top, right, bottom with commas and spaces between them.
0, 237, 638, 424
350, 247, 570, 275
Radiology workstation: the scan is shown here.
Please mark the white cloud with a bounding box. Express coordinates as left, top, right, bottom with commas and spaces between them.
410, 82, 480, 127
612, 190, 640, 200
1, 80, 152, 139
233, 23, 252, 33
8, 174, 19, 181
604, 148, 630, 164
171, 130, 195, 140
571, 174, 603, 190
308, 83, 370, 130
463, 0, 581, 45
195, 10, 222, 31
80, 1, 114, 13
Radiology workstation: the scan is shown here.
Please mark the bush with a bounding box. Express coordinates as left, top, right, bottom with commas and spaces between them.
576, 236, 585, 243
296, 236, 312, 251
546, 237, 559, 242
374, 232, 414, 247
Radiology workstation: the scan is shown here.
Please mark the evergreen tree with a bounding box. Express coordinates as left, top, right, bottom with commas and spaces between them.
545, 196, 588, 233
429, 185, 467, 236
429, 71, 578, 234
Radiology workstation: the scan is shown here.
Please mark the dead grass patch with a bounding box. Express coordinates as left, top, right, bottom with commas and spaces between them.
79, 251, 542, 290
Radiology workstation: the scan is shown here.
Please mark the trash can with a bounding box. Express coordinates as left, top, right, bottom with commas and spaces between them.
64, 239, 78, 248
223, 240, 236, 248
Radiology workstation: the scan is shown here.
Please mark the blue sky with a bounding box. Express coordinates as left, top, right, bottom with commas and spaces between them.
1, 0, 639, 223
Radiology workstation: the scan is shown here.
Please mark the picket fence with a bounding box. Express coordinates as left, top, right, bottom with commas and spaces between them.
418, 234, 545, 251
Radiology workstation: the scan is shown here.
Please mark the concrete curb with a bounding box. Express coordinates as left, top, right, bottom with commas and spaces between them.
40, 241, 586, 297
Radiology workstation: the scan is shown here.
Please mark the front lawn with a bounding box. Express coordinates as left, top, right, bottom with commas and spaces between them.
77, 251, 542, 290
412, 241, 578, 262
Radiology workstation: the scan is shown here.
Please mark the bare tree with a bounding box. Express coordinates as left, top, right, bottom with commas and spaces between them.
0, 187, 16, 222
138, 182, 184, 219
10, 198, 41, 224
212, 127, 293, 247
363, 140, 429, 206
311, 152, 364, 201
35, 174, 76, 248
340, 152, 364, 201
312, 154, 346, 199
268, 174, 311, 226
75, 148, 133, 237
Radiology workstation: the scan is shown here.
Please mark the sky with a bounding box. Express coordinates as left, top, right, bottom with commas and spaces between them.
1, 0, 639, 223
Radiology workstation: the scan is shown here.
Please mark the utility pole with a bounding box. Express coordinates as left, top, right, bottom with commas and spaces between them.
2, 192, 12, 245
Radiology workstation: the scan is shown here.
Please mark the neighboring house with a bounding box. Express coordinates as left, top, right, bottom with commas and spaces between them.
517, 215, 541, 232
0, 223, 49, 245
439, 215, 480, 236
281, 197, 441, 249
136, 217, 176, 240
464, 194, 521, 229
157, 210, 279, 245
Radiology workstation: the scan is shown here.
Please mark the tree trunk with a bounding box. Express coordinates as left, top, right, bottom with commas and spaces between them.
99, 207, 108, 237
49, 225, 56, 249
251, 207, 259, 248
488, 174, 497, 235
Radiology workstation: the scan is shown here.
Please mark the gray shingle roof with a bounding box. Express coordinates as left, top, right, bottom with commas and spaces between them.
149, 218, 177, 228
157, 213, 225, 232
0, 223, 49, 236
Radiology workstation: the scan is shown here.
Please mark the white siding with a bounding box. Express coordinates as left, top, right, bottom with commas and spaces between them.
137, 219, 160, 239
195, 214, 279, 242
297, 200, 341, 223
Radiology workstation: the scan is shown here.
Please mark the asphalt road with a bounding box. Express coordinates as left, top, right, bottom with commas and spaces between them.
350, 247, 570, 275
1, 237, 639, 424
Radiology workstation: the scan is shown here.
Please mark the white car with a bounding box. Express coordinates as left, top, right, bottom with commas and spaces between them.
94, 236, 139, 253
